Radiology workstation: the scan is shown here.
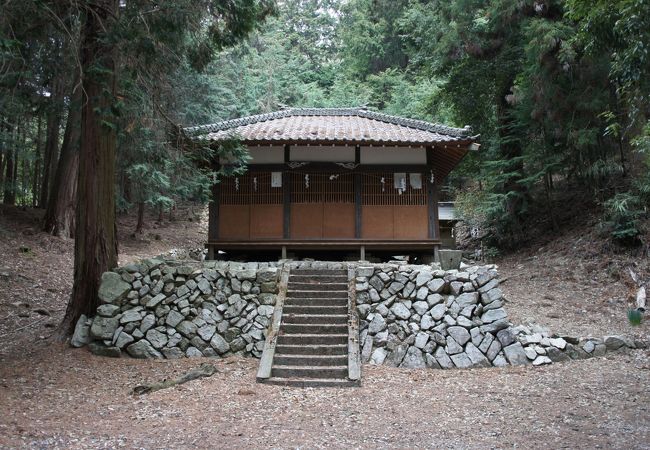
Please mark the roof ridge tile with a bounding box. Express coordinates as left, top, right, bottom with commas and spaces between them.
184, 107, 474, 139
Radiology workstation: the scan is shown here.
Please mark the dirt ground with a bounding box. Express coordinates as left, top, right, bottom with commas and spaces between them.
0, 204, 648, 449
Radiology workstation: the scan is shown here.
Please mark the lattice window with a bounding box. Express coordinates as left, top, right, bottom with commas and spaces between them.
219, 172, 282, 205
290, 172, 354, 203
361, 172, 427, 206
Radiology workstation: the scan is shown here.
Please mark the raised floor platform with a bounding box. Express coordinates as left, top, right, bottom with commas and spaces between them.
207, 239, 441, 251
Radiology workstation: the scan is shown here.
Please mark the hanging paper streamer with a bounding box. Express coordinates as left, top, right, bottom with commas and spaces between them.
253, 177, 258, 192
329, 174, 339, 181
399, 176, 406, 195
305, 174, 310, 189
235, 177, 239, 191
430, 170, 435, 184
380, 177, 385, 192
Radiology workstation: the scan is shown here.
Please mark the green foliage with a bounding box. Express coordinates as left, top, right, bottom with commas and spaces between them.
627, 308, 643, 326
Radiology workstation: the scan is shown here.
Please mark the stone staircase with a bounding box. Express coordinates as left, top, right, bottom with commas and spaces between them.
257, 268, 361, 387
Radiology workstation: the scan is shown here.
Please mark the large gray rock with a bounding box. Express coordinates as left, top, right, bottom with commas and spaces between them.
161, 347, 185, 359
456, 292, 479, 308
447, 326, 470, 346
140, 314, 156, 333
384, 343, 408, 367
445, 336, 463, 355
98, 272, 131, 304
89, 342, 121, 358
420, 314, 435, 330
71, 314, 91, 347
486, 339, 502, 361
426, 278, 445, 293
146, 329, 168, 349
414, 332, 429, 349
165, 310, 184, 327
90, 316, 120, 340
412, 301, 429, 315
435, 346, 454, 369
198, 324, 216, 341
481, 288, 503, 304
127, 340, 163, 358
257, 267, 278, 283
197, 279, 212, 295
224, 298, 247, 319
390, 302, 411, 320
415, 271, 433, 287
503, 342, 529, 365
210, 334, 230, 354
465, 343, 491, 367
497, 328, 516, 347
430, 303, 446, 320
400, 346, 426, 369
146, 293, 166, 308
115, 331, 134, 349
368, 314, 387, 334
481, 308, 507, 324
97, 304, 120, 318
177, 320, 198, 338
450, 352, 473, 369
370, 347, 387, 365
120, 309, 141, 324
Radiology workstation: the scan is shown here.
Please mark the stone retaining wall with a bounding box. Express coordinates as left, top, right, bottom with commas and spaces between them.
72, 259, 281, 359
355, 263, 639, 369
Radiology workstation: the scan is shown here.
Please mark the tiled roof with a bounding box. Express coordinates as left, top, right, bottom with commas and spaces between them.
184, 107, 477, 145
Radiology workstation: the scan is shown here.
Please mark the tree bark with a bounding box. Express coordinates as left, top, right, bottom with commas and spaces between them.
43, 83, 81, 238
135, 201, 145, 233
39, 78, 65, 209
60, 0, 119, 336
4, 147, 15, 205
32, 114, 43, 207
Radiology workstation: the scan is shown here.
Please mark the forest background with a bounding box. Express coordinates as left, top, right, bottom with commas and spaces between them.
1, 0, 649, 332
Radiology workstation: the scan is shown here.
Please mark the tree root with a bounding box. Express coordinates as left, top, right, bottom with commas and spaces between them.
132, 363, 219, 395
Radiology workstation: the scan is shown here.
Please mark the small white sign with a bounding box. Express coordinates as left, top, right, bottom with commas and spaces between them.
394, 173, 406, 190
271, 171, 282, 188
409, 173, 422, 189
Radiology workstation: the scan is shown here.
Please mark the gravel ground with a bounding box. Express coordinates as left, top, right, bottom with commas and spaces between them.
1, 205, 649, 449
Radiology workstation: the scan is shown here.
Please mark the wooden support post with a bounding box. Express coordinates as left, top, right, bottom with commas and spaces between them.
283, 171, 291, 239
354, 172, 362, 239
281, 246, 287, 260
426, 146, 439, 241
360, 245, 366, 261
207, 162, 220, 260
283, 144, 291, 239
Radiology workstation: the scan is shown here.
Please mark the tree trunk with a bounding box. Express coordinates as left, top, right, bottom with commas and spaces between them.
60, 0, 119, 336
43, 83, 82, 238
32, 114, 43, 207
39, 79, 65, 209
135, 201, 145, 233
4, 147, 15, 205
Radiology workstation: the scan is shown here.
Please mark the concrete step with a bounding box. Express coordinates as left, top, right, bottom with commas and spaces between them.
282, 313, 348, 324
287, 282, 348, 291
289, 274, 348, 283
277, 333, 348, 345
271, 365, 348, 379
275, 344, 348, 355
273, 354, 348, 366
261, 377, 358, 388
290, 269, 347, 276
287, 290, 348, 298
281, 323, 348, 334
284, 298, 348, 307
282, 305, 348, 315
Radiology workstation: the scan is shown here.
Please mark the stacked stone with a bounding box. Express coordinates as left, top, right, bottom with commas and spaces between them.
355, 264, 638, 369
73, 260, 280, 359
